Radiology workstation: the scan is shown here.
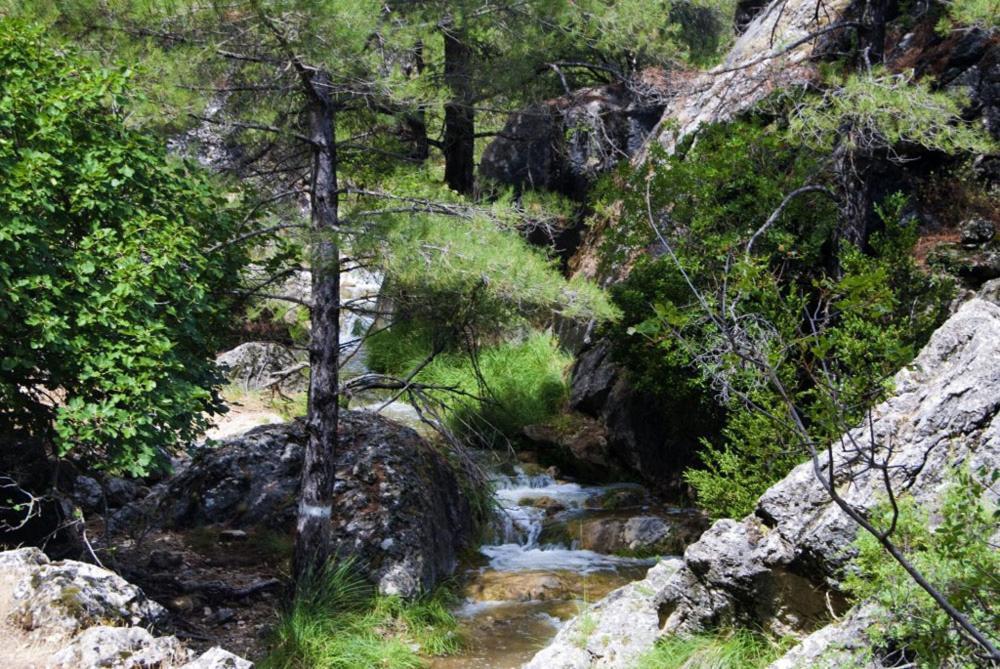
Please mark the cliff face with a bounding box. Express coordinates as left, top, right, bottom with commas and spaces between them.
522, 290, 1000, 668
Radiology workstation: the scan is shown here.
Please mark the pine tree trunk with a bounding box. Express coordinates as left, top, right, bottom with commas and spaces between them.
443, 28, 475, 195
293, 70, 340, 585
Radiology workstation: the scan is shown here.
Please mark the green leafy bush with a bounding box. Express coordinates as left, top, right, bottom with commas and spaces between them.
0, 21, 248, 475
599, 116, 953, 518
844, 467, 1000, 668
262, 560, 461, 669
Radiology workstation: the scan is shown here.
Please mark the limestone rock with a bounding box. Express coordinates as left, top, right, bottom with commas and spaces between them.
526, 298, 1000, 666
180, 647, 254, 669
144, 411, 476, 597
12, 557, 166, 639
522, 559, 684, 669
651, 0, 852, 154
50, 625, 190, 669
766, 604, 889, 669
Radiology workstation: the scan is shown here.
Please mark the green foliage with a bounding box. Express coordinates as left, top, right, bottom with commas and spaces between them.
377, 211, 619, 329
938, 0, 1000, 31
844, 467, 1000, 667
262, 560, 461, 669
367, 322, 571, 447
636, 629, 791, 669
0, 21, 248, 475
788, 71, 997, 155
600, 117, 953, 518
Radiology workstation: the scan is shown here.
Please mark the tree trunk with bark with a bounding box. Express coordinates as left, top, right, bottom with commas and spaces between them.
293, 70, 340, 585
443, 27, 475, 195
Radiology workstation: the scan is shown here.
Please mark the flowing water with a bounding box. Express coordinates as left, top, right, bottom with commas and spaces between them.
427, 464, 699, 669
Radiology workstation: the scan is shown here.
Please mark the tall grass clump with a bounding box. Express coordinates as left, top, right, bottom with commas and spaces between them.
636, 629, 789, 669
262, 560, 461, 669
367, 321, 571, 447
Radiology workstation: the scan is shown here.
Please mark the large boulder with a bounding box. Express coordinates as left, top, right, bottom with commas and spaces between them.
146, 411, 476, 597
525, 297, 1000, 666
0, 548, 253, 668
480, 73, 668, 201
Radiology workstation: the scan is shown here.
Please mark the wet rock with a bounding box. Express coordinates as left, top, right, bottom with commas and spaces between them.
465, 570, 630, 604
960, 217, 996, 246
215, 342, 307, 392
574, 513, 704, 556
518, 496, 566, 515
621, 517, 671, 551
522, 413, 625, 483
143, 411, 476, 597
50, 625, 190, 669
522, 559, 684, 669
584, 487, 648, 510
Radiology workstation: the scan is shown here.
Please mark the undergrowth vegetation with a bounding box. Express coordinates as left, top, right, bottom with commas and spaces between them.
635, 628, 791, 669
597, 117, 955, 519
262, 560, 461, 669
367, 321, 571, 446
845, 467, 1000, 667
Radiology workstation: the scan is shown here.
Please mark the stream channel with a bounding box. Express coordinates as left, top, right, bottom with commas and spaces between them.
340, 268, 705, 668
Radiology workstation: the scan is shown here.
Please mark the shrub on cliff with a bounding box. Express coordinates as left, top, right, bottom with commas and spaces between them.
0, 22, 249, 475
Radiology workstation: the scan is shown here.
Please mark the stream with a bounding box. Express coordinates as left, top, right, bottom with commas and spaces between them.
426, 464, 704, 669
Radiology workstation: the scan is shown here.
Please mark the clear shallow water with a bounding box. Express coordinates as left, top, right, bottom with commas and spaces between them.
427, 466, 665, 669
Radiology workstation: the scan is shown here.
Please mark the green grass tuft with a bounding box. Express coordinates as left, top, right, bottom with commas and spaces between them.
367, 321, 571, 447
262, 560, 462, 669
636, 629, 791, 669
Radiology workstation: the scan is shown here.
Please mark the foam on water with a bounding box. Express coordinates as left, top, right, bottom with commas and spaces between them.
481, 544, 656, 573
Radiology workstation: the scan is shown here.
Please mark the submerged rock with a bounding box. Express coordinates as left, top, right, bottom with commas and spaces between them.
525, 297, 1000, 666
144, 411, 476, 597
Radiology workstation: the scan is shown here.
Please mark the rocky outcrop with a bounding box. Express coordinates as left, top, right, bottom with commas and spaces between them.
524, 296, 1000, 667
522, 559, 684, 669
142, 411, 475, 597
650, 0, 852, 153
480, 72, 669, 201
565, 340, 703, 495
1, 547, 251, 669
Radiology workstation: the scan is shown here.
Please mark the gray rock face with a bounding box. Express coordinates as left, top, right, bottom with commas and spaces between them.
568, 340, 702, 494
1, 548, 253, 668
147, 411, 475, 597
525, 298, 1000, 666
651, 0, 852, 153
8, 549, 166, 640
523, 559, 684, 669
480, 76, 667, 201
766, 604, 889, 669
215, 342, 307, 392
50, 625, 191, 668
